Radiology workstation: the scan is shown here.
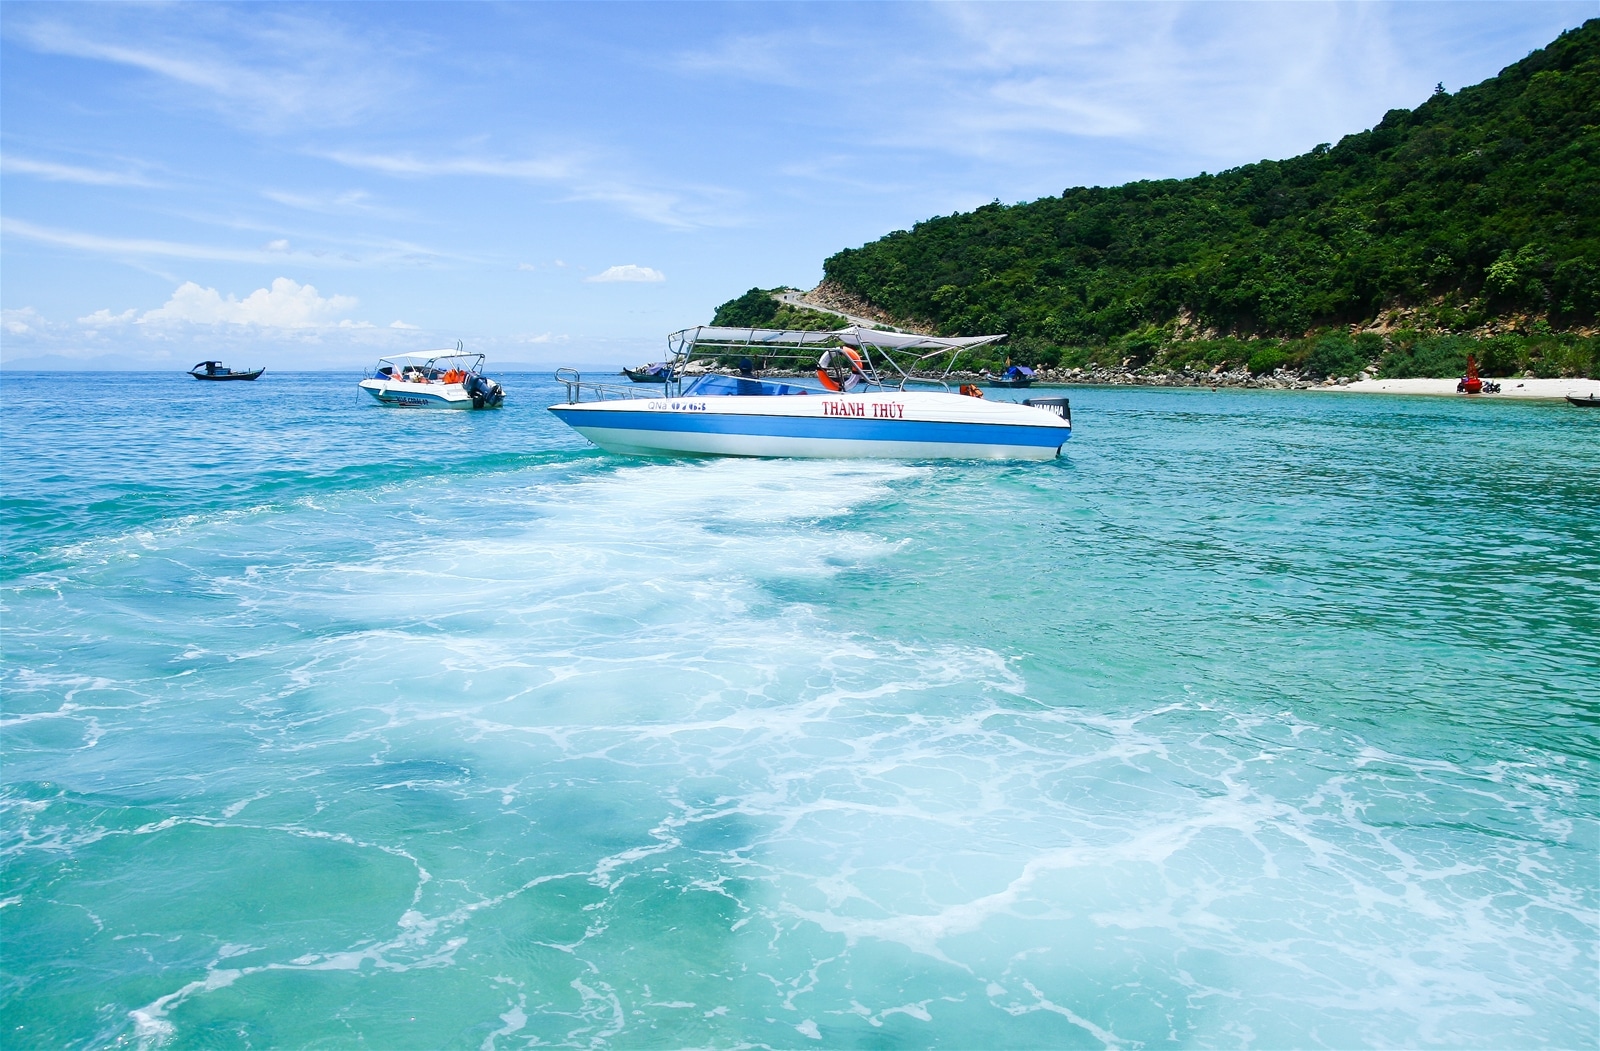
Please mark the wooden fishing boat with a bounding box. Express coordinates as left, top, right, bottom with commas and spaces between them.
1567, 394, 1600, 408
189, 361, 264, 381
622, 363, 673, 383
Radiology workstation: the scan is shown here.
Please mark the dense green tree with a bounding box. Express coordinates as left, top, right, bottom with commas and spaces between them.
816, 21, 1599, 376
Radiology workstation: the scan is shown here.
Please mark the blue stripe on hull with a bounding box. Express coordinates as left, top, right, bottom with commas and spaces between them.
548, 408, 1068, 449
366, 388, 464, 408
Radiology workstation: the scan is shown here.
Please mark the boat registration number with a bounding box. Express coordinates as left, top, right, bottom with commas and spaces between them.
824, 400, 904, 419
666, 401, 707, 411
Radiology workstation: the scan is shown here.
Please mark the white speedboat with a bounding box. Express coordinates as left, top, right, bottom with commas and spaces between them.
358, 346, 504, 409
548, 326, 1069, 459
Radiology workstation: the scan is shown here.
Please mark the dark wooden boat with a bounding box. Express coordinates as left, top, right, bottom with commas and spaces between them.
190, 361, 264, 381
622, 363, 673, 383
1567, 394, 1600, 408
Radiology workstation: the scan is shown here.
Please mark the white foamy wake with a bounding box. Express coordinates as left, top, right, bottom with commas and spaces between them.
7, 456, 1594, 1048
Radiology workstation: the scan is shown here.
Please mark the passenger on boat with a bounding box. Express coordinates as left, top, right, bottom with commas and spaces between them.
737, 357, 761, 396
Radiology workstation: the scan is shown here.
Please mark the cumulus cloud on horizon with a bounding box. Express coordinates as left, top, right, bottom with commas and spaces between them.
138, 277, 363, 328
78, 308, 138, 326
585, 264, 665, 283
3, 306, 48, 335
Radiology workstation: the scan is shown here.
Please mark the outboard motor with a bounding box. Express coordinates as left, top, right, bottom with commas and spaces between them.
464, 374, 505, 409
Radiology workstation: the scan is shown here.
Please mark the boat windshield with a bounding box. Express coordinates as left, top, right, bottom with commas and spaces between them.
679, 374, 817, 397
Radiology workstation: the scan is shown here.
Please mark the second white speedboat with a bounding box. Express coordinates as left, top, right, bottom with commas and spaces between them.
358, 346, 504, 409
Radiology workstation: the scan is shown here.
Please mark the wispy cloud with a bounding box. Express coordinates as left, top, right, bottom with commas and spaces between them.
1, 154, 158, 187
4, 216, 454, 270
668, 2, 1461, 181
321, 150, 579, 182
2, 217, 268, 263
320, 148, 736, 230
11, 11, 407, 132
586, 264, 665, 284
261, 188, 409, 220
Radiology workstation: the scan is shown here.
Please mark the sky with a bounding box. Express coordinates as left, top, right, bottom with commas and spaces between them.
2, 1, 1595, 370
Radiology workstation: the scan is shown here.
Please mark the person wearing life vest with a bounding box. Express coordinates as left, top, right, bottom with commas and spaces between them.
817, 348, 866, 392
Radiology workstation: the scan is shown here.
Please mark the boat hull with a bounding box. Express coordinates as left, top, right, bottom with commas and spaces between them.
548, 391, 1070, 459
190, 369, 264, 381
359, 378, 473, 408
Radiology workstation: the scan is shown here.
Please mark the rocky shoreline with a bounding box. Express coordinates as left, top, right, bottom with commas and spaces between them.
945, 363, 1332, 389
686, 359, 1340, 390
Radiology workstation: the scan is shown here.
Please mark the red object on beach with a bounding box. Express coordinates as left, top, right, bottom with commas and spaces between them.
1457, 354, 1483, 395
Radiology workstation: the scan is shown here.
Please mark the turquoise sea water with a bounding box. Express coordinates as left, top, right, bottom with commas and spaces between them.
2, 372, 1596, 1049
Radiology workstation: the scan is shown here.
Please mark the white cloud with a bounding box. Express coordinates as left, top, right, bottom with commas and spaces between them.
516, 262, 536, 271
1, 154, 155, 187
389, 320, 418, 329
265, 238, 291, 252
78, 308, 138, 326
586, 264, 665, 284
2, 307, 48, 335
139, 277, 360, 328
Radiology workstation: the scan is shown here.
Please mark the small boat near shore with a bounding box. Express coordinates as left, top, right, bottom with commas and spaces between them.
986, 365, 1035, 388
1567, 393, 1600, 408
189, 361, 264, 381
549, 326, 1070, 460
358, 346, 504, 409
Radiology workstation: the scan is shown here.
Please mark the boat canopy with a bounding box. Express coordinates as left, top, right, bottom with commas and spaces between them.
381, 350, 483, 362
659, 323, 1008, 388
836, 327, 1005, 353
670, 327, 840, 348
669, 325, 1004, 354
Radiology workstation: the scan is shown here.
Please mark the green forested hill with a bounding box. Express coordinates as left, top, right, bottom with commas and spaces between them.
816, 20, 1599, 376
710, 287, 841, 330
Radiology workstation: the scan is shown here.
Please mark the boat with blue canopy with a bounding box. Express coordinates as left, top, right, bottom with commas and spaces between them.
988, 365, 1035, 388
548, 325, 1070, 459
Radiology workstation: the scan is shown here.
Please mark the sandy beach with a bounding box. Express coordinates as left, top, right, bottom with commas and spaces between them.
1324, 376, 1600, 400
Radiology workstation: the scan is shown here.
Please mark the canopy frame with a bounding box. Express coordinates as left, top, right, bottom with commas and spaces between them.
663, 324, 1005, 391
